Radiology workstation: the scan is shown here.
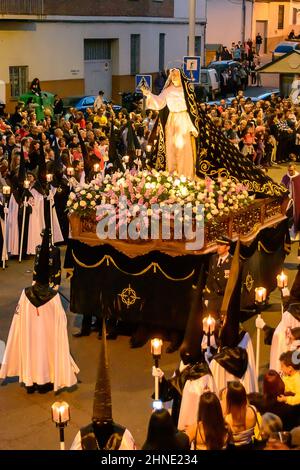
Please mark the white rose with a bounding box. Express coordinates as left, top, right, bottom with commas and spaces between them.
218, 203, 225, 209
80, 190, 86, 195
86, 193, 93, 200
80, 200, 87, 207
94, 185, 100, 191
206, 213, 212, 220
90, 201, 96, 207
73, 202, 78, 210
212, 209, 219, 215
69, 192, 76, 200
180, 176, 187, 183
67, 200, 72, 207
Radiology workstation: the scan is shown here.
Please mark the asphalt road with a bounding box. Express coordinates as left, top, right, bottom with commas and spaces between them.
0, 164, 298, 450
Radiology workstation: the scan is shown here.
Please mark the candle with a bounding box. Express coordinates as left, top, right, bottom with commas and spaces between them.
277, 271, 288, 289
255, 287, 267, 303
67, 167, 74, 176
151, 338, 163, 356
46, 173, 53, 183
93, 163, 100, 173
51, 401, 70, 424
146, 145, 152, 153
24, 180, 30, 189
2, 185, 11, 195
123, 155, 129, 164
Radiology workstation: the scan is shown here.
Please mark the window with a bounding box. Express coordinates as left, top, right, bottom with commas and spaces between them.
187, 36, 202, 56
293, 8, 297, 25
278, 5, 284, 30
9, 66, 28, 98
131, 34, 140, 75
159, 33, 165, 71
84, 39, 111, 60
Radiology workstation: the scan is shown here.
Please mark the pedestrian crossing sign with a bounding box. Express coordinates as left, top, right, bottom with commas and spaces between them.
135, 74, 152, 92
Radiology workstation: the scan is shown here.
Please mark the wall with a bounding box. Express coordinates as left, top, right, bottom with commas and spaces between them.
174, 0, 206, 19
0, 18, 204, 110
206, 0, 253, 47
254, 1, 300, 51
43, 0, 174, 17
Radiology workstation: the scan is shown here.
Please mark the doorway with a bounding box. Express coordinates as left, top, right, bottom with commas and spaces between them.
84, 39, 112, 99
255, 21, 268, 54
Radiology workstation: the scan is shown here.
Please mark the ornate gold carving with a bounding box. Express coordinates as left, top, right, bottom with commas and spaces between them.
118, 284, 140, 308
245, 273, 254, 293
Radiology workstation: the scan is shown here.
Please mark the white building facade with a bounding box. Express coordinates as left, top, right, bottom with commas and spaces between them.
0, 0, 206, 111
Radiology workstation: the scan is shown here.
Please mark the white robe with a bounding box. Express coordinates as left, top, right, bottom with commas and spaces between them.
0, 290, 79, 391
7, 193, 19, 256
270, 310, 300, 372
210, 332, 258, 394
26, 188, 63, 255
146, 84, 198, 179
177, 366, 217, 431
70, 428, 136, 450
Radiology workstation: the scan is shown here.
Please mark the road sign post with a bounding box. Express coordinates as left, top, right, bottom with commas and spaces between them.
183, 56, 201, 85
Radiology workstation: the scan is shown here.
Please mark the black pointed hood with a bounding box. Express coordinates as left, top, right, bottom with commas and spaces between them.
219, 240, 242, 348
92, 320, 113, 424
179, 264, 206, 364
34, 227, 50, 285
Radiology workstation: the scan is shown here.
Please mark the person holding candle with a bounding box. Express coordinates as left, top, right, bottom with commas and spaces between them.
70, 321, 136, 450
0, 227, 79, 392
255, 269, 300, 372
210, 241, 258, 394
152, 266, 216, 429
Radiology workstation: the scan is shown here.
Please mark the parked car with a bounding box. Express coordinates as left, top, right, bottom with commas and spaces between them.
62, 95, 122, 114
206, 89, 280, 106
271, 41, 300, 61
208, 60, 249, 90
198, 68, 220, 99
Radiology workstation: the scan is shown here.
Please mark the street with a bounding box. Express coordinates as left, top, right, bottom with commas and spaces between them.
0, 164, 298, 450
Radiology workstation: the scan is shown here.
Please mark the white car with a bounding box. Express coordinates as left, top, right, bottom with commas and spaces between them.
272, 41, 300, 60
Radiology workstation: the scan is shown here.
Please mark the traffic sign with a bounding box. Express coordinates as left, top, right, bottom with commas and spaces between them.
135, 74, 152, 92
183, 56, 201, 84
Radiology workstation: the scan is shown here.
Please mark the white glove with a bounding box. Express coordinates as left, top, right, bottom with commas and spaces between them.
255, 316, 266, 329
152, 366, 164, 379
281, 287, 290, 298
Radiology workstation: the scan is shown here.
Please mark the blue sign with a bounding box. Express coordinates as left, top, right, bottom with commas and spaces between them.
183, 56, 201, 84
135, 74, 152, 92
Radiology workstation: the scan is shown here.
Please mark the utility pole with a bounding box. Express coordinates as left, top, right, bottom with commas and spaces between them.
189, 0, 196, 55
241, 0, 246, 44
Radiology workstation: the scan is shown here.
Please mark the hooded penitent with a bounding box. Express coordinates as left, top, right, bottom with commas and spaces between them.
80, 320, 126, 450
154, 67, 287, 198
213, 240, 248, 378
25, 227, 57, 308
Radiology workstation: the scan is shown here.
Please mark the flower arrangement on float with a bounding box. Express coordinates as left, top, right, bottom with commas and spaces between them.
67, 169, 253, 224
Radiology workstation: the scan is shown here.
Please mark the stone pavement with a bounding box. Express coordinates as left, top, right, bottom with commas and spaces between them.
0, 164, 298, 449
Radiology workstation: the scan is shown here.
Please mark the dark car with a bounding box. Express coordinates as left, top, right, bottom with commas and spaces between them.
62, 95, 121, 114
208, 60, 249, 90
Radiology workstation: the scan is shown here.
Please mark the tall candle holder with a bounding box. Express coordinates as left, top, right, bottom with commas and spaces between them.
19, 180, 30, 262
277, 271, 288, 315
2, 186, 11, 269
46, 174, 54, 244
151, 338, 163, 400
51, 401, 70, 450
255, 287, 267, 378
202, 314, 216, 359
